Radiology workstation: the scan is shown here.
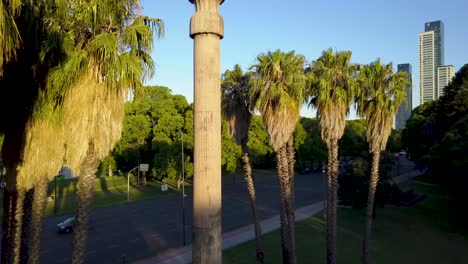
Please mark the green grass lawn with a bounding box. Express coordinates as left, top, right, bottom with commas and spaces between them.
224, 183, 468, 264
44, 175, 181, 216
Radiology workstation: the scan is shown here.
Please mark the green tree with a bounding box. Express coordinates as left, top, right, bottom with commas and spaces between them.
250, 50, 306, 264
339, 119, 367, 157
357, 59, 408, 264
222, 64, 264, 263
247, 115, 276, 168
403, 65, 468, 228
306, 49, 358, 264
113, 86, 194, 181
401, 101, 438, 163
295, 118, 328, 171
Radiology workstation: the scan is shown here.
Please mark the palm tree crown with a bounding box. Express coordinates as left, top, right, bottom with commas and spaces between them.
250, 50, 306, 151
307, 49, 358, 144
357, 59, 409, 153
221, 64, 252, 144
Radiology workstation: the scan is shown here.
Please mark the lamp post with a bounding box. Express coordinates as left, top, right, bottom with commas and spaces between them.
127, 166, 139, 201
54, 175, 58, 215
189, 0, 224, 263
181, 133, 186, 246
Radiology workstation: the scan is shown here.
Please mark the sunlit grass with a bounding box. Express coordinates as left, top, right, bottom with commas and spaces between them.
224, 183, 468, 264
44, 176, 179, 216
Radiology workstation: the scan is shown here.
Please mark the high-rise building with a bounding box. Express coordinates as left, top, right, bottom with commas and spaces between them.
419, 20, 444, 105
395, 64, 412, 130
437, 65, 455, 97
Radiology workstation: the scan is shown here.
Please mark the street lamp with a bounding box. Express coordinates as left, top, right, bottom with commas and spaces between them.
127, 166, 139, 201
181, 133, 187, 246
54, 172, 65, 215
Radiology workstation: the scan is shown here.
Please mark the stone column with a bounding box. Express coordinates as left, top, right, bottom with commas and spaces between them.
189, 1, 224, 263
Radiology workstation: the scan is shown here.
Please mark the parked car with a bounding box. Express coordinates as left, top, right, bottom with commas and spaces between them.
56, 216, 75, 234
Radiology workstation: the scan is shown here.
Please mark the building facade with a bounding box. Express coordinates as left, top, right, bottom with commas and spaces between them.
395, 63, 413, 130
437, 65, 455, 97
419, 20, 444, 105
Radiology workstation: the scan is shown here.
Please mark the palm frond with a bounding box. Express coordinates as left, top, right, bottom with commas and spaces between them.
221, 64, 252, 144
250, 50, 306, 150
0, 0, 22, 76
307, 49, 358, 145
357, 59, 409, 152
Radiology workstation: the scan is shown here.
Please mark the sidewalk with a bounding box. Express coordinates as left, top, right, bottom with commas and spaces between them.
392, 169, 424, 185
134, 201, 324, 264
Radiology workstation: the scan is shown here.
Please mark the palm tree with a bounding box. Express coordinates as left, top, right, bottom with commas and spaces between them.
0, 1, 68, 261
306, 49, 358, 264
46, 2, 163, 262
222, 65, 264, 263
356, 59, 408, 264
1, 1, 163, 262
250, 50, 306, 264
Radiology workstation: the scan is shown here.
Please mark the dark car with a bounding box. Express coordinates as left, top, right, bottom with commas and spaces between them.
56, 216, 75, 234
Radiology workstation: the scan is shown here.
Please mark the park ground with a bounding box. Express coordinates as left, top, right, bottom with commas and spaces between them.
223, 181, 468, 264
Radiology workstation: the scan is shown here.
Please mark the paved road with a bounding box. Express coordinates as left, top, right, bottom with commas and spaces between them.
3, 156, 414, 263
39, 170, 326, 263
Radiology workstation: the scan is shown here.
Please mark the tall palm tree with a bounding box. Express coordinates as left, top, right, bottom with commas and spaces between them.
2, 1, 163, 263
356, 59, 408, 264
250, 50, 306, 264
0, 1, 67, 261
222, 65, 264, 263
49, 2, 163, 262
306, 49, 358, 264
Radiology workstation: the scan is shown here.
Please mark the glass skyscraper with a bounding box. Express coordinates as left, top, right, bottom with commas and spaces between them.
419, 20, 444, 104
395, 64, 412, 130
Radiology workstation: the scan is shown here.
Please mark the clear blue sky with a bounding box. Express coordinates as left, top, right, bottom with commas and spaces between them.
141, 0, 468, 118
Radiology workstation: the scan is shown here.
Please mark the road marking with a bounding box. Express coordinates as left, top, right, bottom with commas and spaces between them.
108, 244, 120, 249
151, 233, 159, 237
55, 258, 68, 263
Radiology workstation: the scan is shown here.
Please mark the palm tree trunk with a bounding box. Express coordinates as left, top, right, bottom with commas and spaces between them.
28, 176, 49, 264
285, 137, 296, 264
326, 139, 339, 264
276, 145, 290, 263
276, 144, 296, 264
241, 142, 264, 264
19, 188, 34, 264
362, 152, 380, 264
71, 142, 99, 264
2, 187, 23, 264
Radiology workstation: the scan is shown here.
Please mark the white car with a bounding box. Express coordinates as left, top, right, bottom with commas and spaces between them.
56, 216, 75, 234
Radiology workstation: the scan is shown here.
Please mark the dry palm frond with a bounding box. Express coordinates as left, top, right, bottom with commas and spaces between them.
356, 59, 409, 153
16, 117, 64, 191
62, 71, 125, 174
307, 49, 358, 145
250, 50, 306, 151
221, 64, 252, 144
